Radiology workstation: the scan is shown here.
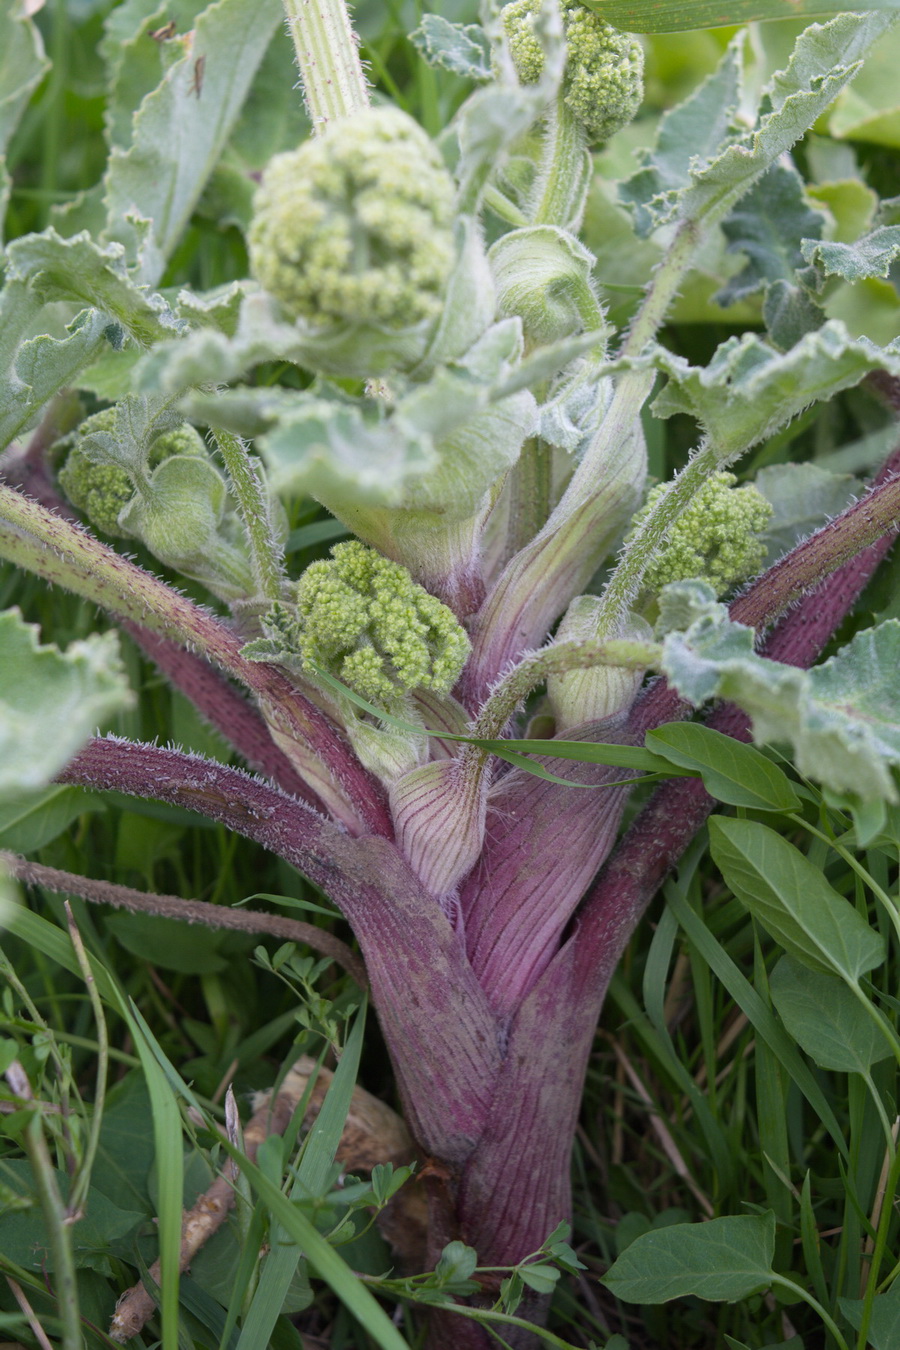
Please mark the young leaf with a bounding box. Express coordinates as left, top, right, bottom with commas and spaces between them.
602, 1212, 777, 1303
708, 817, 886, 979
801, 225, 900, 282
0, 609, 132, 799
409, 16, 492, 82
645, 724, 801, 811
650, 321, 900, 461
4, 231, 183, 347
769, 956, 894, 1072
716, 163, 826, 307
662, 617, 900, 802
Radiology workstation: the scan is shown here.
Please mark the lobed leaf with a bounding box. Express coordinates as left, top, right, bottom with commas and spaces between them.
409, 16, 492, 82
0, 609, 132, 800
102, 0, 282, 283
716, 163, 826, 307
663, 616, 900, 802
650, 321, 900, 460
801, 225, 900, 283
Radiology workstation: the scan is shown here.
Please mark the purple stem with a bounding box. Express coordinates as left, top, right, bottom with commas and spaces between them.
57, 736, 501, 1163
576, 437, 900, 982
124, 626, 325, 808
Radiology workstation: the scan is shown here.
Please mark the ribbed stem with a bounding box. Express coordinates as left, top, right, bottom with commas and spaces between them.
281, 0, 369, 127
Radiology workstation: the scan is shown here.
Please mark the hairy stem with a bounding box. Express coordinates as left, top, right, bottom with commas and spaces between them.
3, 851, 367, 987
465, 221, 701, 703
0, 485, 390, 833
531, 97, 589, 229
281, 0, 369, 127
210, 428, 285, 605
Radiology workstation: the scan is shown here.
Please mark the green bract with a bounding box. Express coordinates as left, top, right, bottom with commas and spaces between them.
500, 0, 643, 144
290, 541, 470, 712
630, 472, 773, 598
248, 107, 456, 363
58, 411, 206, 538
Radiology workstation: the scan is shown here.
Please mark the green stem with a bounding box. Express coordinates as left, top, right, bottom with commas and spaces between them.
4, 1064, 82, 1350
60, 904, 108, 1222
532, 96, 589, 229
856, 1139, 900, 1350
210, 428, 285, 604
503, 437, 554, 559
769, 1275, 850, 1350
593, 440, 719, 638
281, 0, 369, 127
470, 636, 659, 745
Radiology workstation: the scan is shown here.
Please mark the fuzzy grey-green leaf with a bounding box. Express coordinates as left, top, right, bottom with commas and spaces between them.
0, 609, 132, 799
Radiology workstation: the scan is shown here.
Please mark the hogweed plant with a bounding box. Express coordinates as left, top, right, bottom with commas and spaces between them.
4, 0, 900, 1346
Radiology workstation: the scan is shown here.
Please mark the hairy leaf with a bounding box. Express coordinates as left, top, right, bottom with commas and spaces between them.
663, 616, 900, 801
0, 609, 132, 799
650, 321, 900, 460
801, 225, 900, 282
409, 16, 492, 82
622, 14, 896, 237
716, 164, 826, 307
5, 229, 183, 346
103, 0, 281, 283
754, 462, 860, 567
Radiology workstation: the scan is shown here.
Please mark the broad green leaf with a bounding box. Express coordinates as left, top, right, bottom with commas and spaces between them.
622, 14, 896, 236
826, 22, 900, 147
601, 1212, 776, 1303
0, 1160, 144, 1277
769, 956, 894, 1072
0, 2, 48, 152
587, 1, 899, 34
0, 0, 48, 239
841, 1280, 900, 1350
4, 230, 183, 346
100, 0, 210, 152
0, 786, 104, 853
0, 609, 132, 800
754, 462, 860, 568
716, 163, 825, 307
801, 226, 900, 282
0, 287, 110, 450
663, 614, 900, 803
645, 723, 801, 811
650, 321, 900, 460
105, 913, 230, 974
708, 817, 885, 979
103, 0, 282, 283
409, 16, 492, 82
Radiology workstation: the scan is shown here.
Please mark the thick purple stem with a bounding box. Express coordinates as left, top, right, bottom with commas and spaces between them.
57, 737, 501, 1163
124, 626, 324, 808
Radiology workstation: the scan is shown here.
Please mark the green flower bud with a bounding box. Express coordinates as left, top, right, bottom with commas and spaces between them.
292, 540, 470, 712
629, 472, 774, 599
248, 108, 458, 376
489, 225, 605, 347
501, 0, 644, 144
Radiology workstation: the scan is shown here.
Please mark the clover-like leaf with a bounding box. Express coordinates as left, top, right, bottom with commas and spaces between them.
0, 609, 132, 800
